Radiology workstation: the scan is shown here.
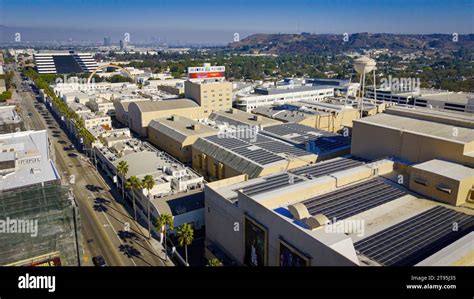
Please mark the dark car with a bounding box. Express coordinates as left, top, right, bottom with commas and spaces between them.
92, 256, 106, 267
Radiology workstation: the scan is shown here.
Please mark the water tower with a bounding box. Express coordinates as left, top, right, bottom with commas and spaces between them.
353, 56, 376, 117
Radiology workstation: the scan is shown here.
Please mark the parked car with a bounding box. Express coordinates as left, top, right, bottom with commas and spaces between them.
92, 256, 106, 267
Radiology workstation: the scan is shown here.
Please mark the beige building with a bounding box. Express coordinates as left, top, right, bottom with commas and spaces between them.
351, 113, 474, 168
408, 159, 474, 206
127, 99, 204, 136
148, 115, 219, 163
204, 157, 474, 266
192, 131, 317, 181
209, 108, 281, 128
251, 98, 387, 133
185, 79, 232, 115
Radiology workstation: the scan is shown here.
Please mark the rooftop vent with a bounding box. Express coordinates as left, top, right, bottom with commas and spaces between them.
304, 214, 330, 230
288, 203, 310, 220
251, 115, 261, 121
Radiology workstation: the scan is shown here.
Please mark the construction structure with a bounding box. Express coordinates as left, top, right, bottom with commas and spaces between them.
0, 130, 82, 266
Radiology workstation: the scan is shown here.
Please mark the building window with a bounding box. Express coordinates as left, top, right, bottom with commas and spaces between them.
414, 177, 427, 186
436, 185, 452, 194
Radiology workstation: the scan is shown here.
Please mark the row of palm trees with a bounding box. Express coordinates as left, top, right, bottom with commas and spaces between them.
116, 160, 195, 264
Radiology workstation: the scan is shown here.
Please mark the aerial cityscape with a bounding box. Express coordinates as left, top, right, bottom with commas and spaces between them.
0, 0, 472, 296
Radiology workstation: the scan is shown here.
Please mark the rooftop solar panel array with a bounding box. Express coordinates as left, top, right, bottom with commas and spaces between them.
291, 157, 365, 178
354, 206, 474, 266
239, 173, 304, 197
232, 146, 284, 165
204, 129, 313, 166
302, 178, 407, 220
305, 136, 351, 153
264, 123, 334, 138
262, 123, 351, 154
258, 141, 310, 157
205, 135, 245, 149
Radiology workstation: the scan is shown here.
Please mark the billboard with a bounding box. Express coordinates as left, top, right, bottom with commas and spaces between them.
244, 216, 267, 266
188, 65, 225, 79
279, 240, 310, 267
19, 256, 62, 267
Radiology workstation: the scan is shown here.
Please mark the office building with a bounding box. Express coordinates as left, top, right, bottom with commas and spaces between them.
34, 51, 98, 74
185, 79, 232, 115
93, 138, 205, 230
103, 37, 111, 47
235, 85, 334, 113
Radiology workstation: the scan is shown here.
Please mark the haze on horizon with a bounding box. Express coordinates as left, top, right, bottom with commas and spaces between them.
0, 0, 472, 44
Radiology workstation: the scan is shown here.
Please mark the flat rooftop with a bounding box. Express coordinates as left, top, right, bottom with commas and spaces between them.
0, 106, 22, 126
209, 109, 280, 128
385, 105, 474, 129
214, 157, 366, 203
252, 105, 328, 122
261, 123, 351, 154
354, 113, 474, 144
254, 85, 333, 96
222, 157, 474, 266
149, 115, 218, 143
151, 189, 204, 216
132, 99, 199, 113
0, 130, 60, 191
411, 159, 474, 181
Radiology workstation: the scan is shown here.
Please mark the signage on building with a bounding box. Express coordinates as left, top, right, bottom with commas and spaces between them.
188, 65, 225, 79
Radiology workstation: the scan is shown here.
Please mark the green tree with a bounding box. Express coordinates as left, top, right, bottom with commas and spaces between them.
207, 258, 223, 267
116, 161, 129, 200
156, 213, 174, 261
125, 176, 142, 220
177, 223, 194, 265
142, 175, 155, 239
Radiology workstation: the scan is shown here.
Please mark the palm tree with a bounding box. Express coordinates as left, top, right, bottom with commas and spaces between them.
116, 161, 128, 200
177, 223, 194, 266
156, 213, 173, 261
125, 176, 141, 220
142, 175, 155, 239
207, 258, 223, 267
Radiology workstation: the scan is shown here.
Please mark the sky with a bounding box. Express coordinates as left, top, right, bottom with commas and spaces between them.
0, 0, 473, 43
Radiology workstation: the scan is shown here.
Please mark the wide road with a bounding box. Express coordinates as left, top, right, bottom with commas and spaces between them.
12, 67, 168, 266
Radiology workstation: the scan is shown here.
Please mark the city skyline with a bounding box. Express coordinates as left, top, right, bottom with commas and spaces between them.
0, 0, 473, 43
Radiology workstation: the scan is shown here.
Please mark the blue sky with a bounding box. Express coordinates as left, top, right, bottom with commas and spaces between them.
0, 0, 473, 42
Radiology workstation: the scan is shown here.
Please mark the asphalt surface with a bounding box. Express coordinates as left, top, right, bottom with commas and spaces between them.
11, 68, 168, 267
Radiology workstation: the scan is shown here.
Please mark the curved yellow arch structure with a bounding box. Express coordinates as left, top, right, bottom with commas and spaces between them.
87, 64, 134, 83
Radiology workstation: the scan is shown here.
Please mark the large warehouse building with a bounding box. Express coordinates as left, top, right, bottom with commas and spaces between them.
204, 157, 473, 266
351, 107, 474, 167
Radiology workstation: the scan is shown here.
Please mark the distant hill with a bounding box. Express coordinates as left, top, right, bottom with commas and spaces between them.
228, 33, 474, 54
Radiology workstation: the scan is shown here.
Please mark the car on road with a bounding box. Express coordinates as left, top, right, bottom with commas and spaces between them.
92, 256, 106, 267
